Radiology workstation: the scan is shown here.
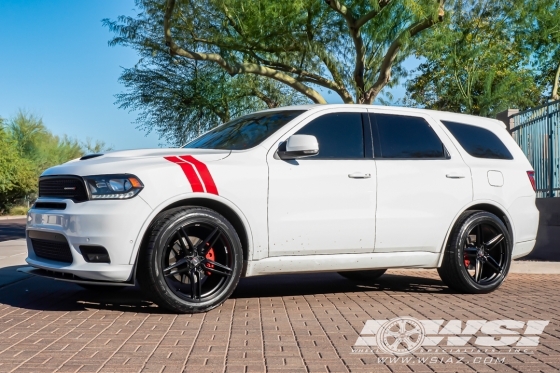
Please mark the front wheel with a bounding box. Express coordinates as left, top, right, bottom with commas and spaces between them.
137, 207, 243, 313
438, 211, 512, 294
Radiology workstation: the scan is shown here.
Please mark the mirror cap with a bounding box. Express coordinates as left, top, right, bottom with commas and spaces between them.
286, 135, 319, 153
279, 135, 319, 160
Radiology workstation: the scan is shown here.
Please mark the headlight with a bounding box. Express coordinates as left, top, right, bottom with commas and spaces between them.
83, 174, 144, 200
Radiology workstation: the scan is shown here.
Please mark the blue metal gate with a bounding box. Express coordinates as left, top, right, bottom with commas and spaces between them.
510, 100, 560, 198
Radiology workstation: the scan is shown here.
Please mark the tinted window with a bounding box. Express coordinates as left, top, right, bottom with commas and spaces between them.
184, 110, 304, 150
295, 113, 364, 159
442, 121, 513, 160
373, 114, 446, 159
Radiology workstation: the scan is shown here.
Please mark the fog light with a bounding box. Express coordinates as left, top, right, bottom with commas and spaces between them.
80, 246, 110, 263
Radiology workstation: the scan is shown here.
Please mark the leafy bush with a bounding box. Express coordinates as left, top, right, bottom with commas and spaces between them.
8, 205, 29, 216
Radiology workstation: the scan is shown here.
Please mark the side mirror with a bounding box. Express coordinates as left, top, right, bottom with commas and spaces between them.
277, 134, 319, 160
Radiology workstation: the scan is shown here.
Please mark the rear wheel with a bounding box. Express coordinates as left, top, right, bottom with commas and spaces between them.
438, 211, 511, 293
137, 207, 242, 313
338, 269, 387, 281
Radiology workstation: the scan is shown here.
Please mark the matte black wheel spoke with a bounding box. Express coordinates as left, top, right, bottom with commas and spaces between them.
464, 247, 478, 254
476, 224, 483, 245
197, 227, 219, 254
486, 256, 503, 274
187, 269, 198, 300
204, 259, 232, 273
179, 227, 195, 252
474, 258, 483, 283
174, 232, 188, 255
204, 260, 233, 277
485, 234, 504, 250
163, 257, 189, 275
197, 270, 202, 300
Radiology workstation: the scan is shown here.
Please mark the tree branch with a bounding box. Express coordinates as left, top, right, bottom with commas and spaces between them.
325, 0, 392, 98
164, 0, 327, 104
552, 60, 560, 101
363, 0, 446, 104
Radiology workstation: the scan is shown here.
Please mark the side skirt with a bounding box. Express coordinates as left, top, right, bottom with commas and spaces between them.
244, 251, 440, 277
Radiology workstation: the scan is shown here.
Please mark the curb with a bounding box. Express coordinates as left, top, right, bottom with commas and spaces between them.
0, 215, 27, 220
509, 261, 560, 274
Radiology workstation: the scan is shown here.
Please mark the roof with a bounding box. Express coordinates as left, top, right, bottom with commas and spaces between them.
259, 104, 506, 130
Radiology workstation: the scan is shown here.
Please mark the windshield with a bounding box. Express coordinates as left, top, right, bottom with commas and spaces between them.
184, 110, 305, 150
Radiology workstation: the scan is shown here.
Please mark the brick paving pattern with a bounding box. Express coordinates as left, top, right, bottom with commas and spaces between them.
0, 269, 559, 372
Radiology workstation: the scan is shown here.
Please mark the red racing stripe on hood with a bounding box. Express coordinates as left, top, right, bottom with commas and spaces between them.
164, 156, 204, 193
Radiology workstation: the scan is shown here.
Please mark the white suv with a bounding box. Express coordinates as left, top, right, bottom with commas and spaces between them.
23, 105, 539, 313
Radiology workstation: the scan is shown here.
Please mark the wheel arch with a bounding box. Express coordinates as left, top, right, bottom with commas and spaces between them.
129, 194, 253, 281
436, 201, 514, 267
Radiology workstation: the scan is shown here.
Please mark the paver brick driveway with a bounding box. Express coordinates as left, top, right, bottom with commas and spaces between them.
0, 268, 559, 373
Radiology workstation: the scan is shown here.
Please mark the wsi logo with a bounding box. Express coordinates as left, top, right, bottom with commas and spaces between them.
354, 317, 549, 355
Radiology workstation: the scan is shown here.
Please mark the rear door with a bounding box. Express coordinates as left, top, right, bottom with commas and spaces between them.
267, 108, 377, 256
369, 110, 473, 253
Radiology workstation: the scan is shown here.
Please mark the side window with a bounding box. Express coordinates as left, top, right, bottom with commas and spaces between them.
373, 114, 446, 159
294, 112, 365, 159
442, 121, 513, 160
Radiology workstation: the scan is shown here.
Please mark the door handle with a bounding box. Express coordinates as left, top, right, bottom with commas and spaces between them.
348, 172, 371, 179
446, 172, 466, 179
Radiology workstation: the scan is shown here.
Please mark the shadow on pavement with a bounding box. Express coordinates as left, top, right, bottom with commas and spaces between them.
0, 218, 26, 242
232, 271, 450, 299
0, 265, 450, 313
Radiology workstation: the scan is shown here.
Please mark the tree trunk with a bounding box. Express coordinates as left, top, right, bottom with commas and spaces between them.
552, 61, 560, 101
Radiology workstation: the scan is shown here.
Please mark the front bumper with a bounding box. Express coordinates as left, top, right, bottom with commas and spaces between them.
26, 196, 152, 282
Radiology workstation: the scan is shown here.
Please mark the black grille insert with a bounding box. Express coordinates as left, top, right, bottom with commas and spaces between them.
34, 202, 67, 210
29, 231, 73, 263
39, 176, 88, 202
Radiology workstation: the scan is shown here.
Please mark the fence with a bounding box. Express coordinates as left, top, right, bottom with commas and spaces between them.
510, 100, 560, 198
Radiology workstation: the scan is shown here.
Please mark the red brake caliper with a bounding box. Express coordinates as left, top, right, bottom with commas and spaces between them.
464, 254, 470, 268
205, 247, 215, 275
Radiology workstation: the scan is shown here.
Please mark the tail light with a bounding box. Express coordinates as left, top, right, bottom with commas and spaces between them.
527, 171, 536, 192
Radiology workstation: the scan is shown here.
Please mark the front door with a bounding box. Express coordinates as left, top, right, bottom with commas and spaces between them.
267, 109, 376, 257
369, 110, 473, 253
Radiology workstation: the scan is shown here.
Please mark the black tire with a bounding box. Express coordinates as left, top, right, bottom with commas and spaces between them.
77, 284, 126, 292
137, 207, 243, 313
338, 269, 387, 281
438, 211, 512, 294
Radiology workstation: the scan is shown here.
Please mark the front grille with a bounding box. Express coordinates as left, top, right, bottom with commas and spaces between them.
39, 176, 88, 202
31, 238, 73, 263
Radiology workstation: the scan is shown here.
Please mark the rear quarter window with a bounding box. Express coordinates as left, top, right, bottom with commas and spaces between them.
441, 120, 513, 160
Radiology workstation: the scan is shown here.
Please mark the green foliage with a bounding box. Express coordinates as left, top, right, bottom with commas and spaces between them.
0, 126, 36, 214
105, 0, 445, 144
6, 110, 83, 172
0, 111, 111, 213
403, 0, 542, 117
9, 205, 29, 216
514, 0, 560, 100
114, 45, 305, 145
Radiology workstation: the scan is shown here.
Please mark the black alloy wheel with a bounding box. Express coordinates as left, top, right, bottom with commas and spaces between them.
138, 207, 242, 313
438, 211, 512, 294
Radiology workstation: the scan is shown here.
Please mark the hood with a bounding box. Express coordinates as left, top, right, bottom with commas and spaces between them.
42, 148, 231, 177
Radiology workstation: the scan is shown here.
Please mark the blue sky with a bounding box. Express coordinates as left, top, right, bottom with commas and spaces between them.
0, 1, 410, 150
0, 0, 160, 150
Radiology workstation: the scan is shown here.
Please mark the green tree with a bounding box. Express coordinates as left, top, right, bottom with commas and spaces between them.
0, 126, 36, 213
516, 0, 560, 100
404, 0, 541, 117
109, 34, 305, 145
6, 110, 83, 172
106, 0, 446, 143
